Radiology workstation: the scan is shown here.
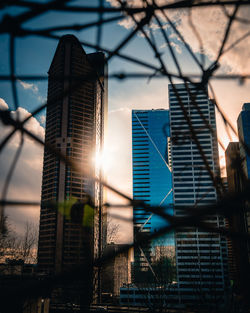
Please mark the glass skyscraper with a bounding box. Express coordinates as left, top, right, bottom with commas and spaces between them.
132, 109, 174, 283
169, 83, 228, 304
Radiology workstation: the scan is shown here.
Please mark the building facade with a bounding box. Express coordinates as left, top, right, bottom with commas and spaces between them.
101, 244, 131, 300
238, 103, 250, 181
120, 284, 179, 307
37, 35, 107, 303
131, 109, 174, 284
237, 103, 250, 291
225, 143, 249, 290
169, 83, 228, 304
225, 103, 250, 297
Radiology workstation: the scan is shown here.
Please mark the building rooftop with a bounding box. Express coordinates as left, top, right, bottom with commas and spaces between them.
242, 103, 250, 111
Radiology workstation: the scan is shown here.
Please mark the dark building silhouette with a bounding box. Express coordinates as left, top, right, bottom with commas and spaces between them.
101, 244, 131, 301
237, 103, 250, 271
225, 143, 248, 288
37, 35, 107, 304
225, 104, 250, 299
238, 103, 250, 182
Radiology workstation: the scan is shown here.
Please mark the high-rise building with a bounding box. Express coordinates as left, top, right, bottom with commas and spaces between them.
225, 142, 249, 290
238, 103, 250, 181
225, 103, 250, 297
169, 83, 228, 303
37, 35, 107, 302
237, 103, 250, 265
101, 243, 132, 299
131, 109, 174, 284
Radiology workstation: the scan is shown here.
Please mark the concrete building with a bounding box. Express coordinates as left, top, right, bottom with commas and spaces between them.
101, 244, 131, 301
169, 83, 228, 304
37, 35, 107, 304
131, 109, 174, 284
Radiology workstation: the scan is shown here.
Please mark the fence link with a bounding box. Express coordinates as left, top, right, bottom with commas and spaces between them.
0, 0, 250, 312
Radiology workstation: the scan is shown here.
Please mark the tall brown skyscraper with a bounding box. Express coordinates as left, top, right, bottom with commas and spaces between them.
37, 34, 107, 284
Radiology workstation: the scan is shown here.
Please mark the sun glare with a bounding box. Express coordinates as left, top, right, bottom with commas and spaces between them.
93, 149, 112, 173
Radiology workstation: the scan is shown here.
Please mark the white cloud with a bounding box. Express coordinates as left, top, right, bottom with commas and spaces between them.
18, 79, 39, 94
11, 107, 44, 141
40, 115, 46, 125
0, 100, 44, 235
18, 79, 46, 104
107, 0, 250, 74
174, 6, 250, 74
160, 41, 182, 53
170, 41, 182, 54
0, 98, 9, 110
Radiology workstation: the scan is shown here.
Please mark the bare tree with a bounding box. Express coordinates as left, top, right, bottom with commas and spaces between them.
15, 222, 38, 263
0, 221, 38, 264
107, 219, 120, 244
0, 216, 16, 263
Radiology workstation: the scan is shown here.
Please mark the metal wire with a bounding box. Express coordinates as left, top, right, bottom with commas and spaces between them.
0, 0, 250, 311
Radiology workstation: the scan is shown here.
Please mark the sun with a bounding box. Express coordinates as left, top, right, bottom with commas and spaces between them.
93, 149, 112, 174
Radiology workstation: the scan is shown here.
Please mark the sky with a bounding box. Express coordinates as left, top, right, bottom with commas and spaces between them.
0, 0, 249, 243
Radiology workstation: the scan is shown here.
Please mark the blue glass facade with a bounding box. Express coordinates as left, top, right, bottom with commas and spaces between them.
132, 110, 173, 233
132, 110, 174, 282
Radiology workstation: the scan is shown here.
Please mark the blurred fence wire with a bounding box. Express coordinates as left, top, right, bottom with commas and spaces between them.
0, 0, 250, 311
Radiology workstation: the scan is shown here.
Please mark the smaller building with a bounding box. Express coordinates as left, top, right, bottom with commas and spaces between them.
0, 258, 37, 276
23, 298, 50, 313
225, 143, 250, 300
0, 259, 50, 313
101, 244, 131, 301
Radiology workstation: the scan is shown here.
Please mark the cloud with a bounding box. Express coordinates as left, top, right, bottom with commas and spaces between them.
40, 115, 46, 125
18, 79, 39, 94
170, 41, 182, 54
160, 41, 182, 54
107, 0, 250, 74
0, 101, 44, 234
174, 5, 250, 74
107, 0, 179, 30
18, 79, 46, 103
0, 98, 8, 110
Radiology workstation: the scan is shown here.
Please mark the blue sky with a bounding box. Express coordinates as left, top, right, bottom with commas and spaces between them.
0, 0, 249, 242
0, 0, 213, 116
